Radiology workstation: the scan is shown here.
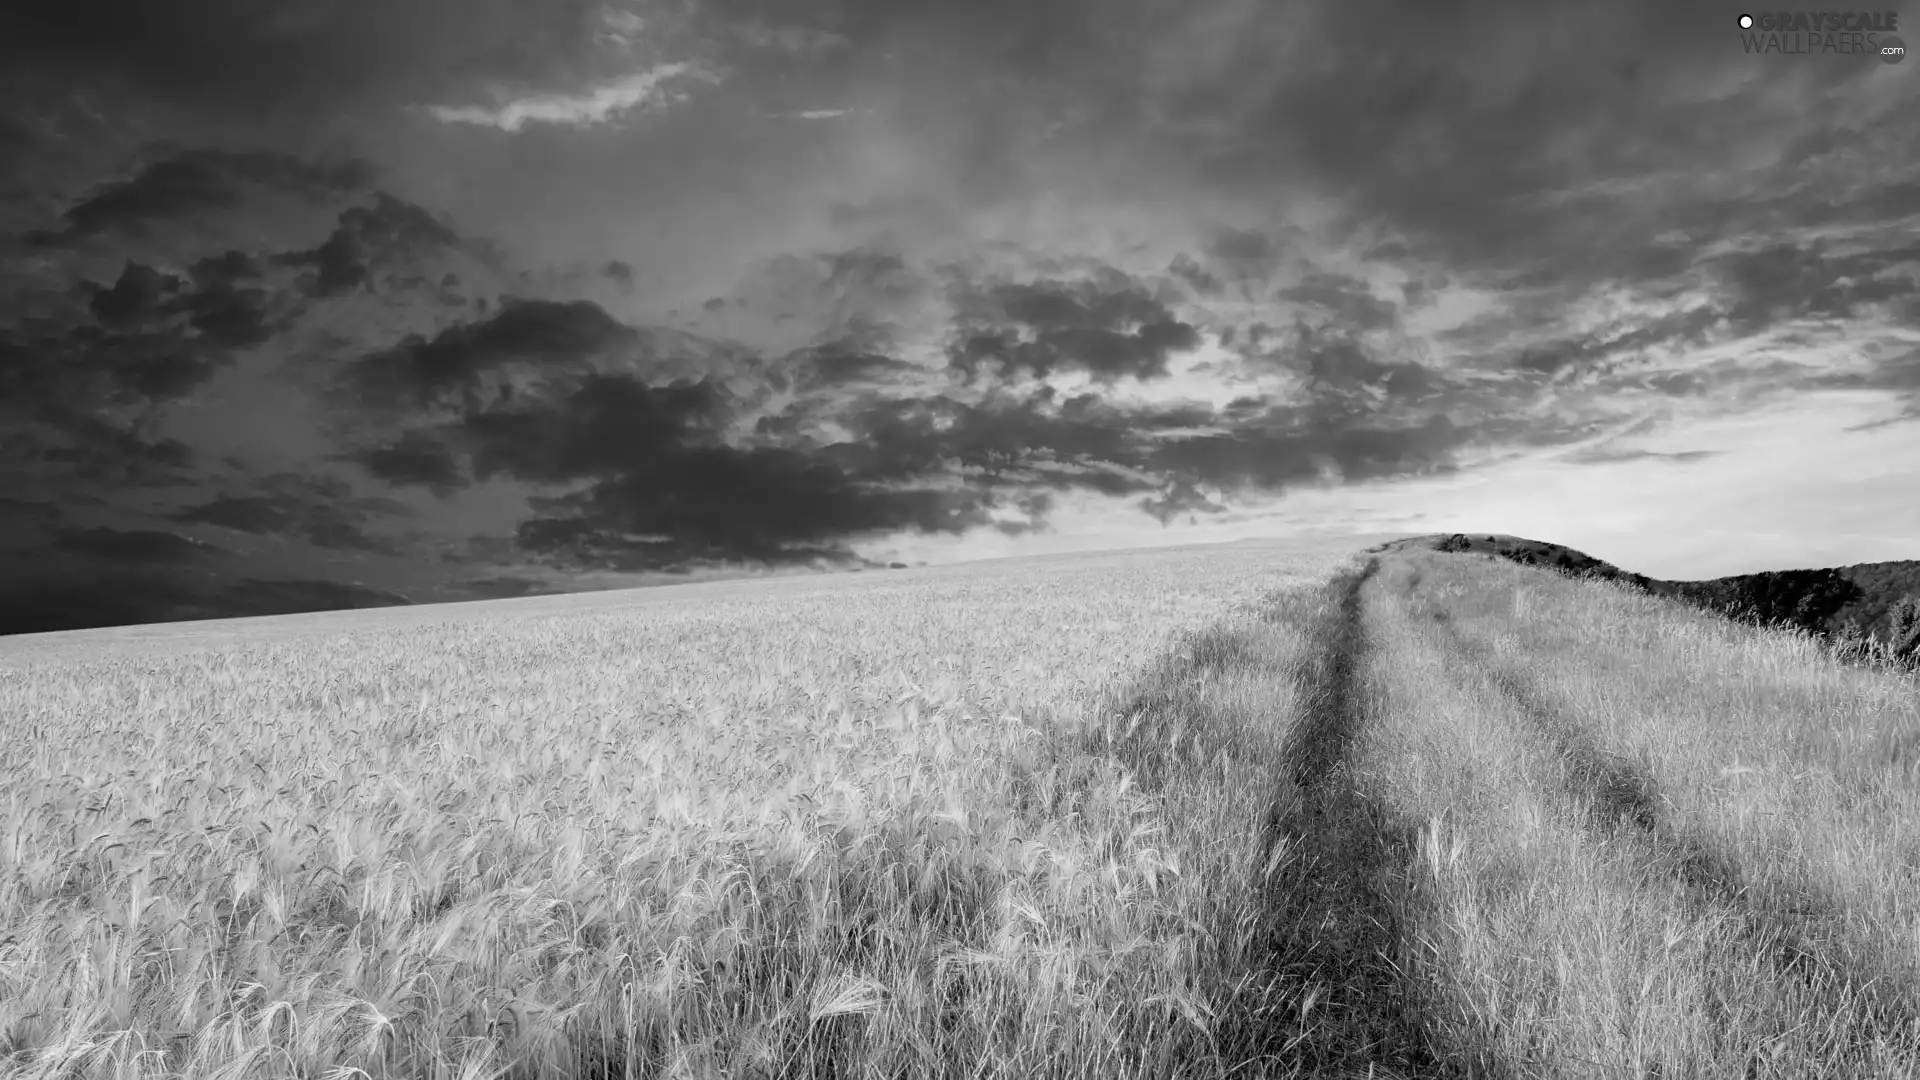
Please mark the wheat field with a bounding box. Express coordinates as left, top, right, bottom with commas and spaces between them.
0, 538, 1358, 1080
5, 536, 1919, 1079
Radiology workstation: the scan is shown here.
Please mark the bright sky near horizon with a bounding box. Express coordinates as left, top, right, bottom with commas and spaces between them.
1, 0, 1916, 633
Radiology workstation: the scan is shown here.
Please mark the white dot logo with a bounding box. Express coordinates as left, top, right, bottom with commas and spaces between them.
1738, 13, 1754, 28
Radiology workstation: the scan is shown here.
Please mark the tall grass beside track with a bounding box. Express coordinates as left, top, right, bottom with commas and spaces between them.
0, 539, 1366, 1080
1366, 551, 1920, 1078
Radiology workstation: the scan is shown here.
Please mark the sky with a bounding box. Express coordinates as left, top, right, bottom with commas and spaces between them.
1, 0, 1917, 635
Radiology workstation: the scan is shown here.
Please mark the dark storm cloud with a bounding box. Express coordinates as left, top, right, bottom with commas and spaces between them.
463, 376, 730, 483
794, 342, 924, 390
436, 370, 992, 567
0, 317, 207, 484
0, 251, 286, 494
1149, 412, 1467, 492
176, 281, 276, 348
171, 473, 410, 554
514, 449, 993, 569
0, 244, 291, 493
87, 261, 184, 323
29, 406, 198, 480
342, 430, 467, 496
188, 250, 262, 288
283, 192, 465, 298
0, 0, 615, 123
819, 379, 1468, 512
1230, 318, 1447, 410
948, 274, 1201, 382
428, 363, 1233, 570
54, 526, 226, 563
175, 496, 297, 534
341, 298, 638, 411
75, 265, 278, 385
824, 391, 1165, 488
29, 148, 374, 243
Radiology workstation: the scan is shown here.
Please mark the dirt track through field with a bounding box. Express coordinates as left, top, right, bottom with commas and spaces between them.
1420, 601, 1920, 1060
1101, 560, 1504, 1077
1244, 559, 1483, 1078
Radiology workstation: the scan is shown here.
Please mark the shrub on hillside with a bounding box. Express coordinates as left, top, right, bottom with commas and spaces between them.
1438, 534, 1472, 553
1891, 594, 1920, 664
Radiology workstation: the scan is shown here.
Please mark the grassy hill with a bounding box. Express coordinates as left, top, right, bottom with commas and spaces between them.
1, 536, 1916, 1078
1374, 532, 1920, 652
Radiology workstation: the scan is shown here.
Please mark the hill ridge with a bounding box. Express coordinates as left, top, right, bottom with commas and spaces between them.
1369, 532, 1920, 653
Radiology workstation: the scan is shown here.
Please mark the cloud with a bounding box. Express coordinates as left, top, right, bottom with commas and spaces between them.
176, 281, 276, 348
282, 192, 466, 297
1711, 242, 1920, 332
462, 375, 729, 483
0, 0, 627, 124
55, 527, 227, 564
188, 250, 263, 289
1506, 305, 1723, 382
947, 273, 1202, 382
170, 473, 411, 554
694, 248, 938, 355
87, 261, 185, 324
1149, 411, 1467, 493
1564, 446, 1721, 465
444, 371, 999, 565
1140, 477, 1227, 526
513, 446, 993, 568
29, 148, 373, 243
728, 18, 851, 58
341, 430, 467, 497
74, 257, 282, 355
0, 243, 301, 494
423, 62, 719, 131
791, 342, 925, 391
338, 297, 639, 413
355, 253, 1476, 575
1277, 272, 1401, 333
1206, 228, 1291, 282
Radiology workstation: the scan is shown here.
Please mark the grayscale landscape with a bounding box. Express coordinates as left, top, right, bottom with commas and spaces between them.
1, 0, 1916, 1076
